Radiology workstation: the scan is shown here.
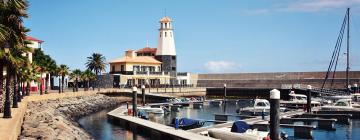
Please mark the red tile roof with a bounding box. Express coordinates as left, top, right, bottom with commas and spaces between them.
26, 36, 44, 43
136, 47, 157, 53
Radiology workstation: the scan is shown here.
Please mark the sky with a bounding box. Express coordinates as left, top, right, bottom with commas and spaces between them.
25, 0, 360, 74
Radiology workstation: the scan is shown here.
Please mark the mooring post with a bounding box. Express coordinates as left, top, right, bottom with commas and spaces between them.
223, 83, 227, 114
270, 89, 280, 140
132, 86, 138, 117
141, 85, 146, 106
307, 85, 312, 113
354, 84, 358, 93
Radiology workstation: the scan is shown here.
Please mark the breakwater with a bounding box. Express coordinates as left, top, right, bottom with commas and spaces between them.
19, 94, 130, 139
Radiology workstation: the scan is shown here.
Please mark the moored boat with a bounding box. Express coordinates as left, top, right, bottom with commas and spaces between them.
321, 99, 360, 111
137, 106, 165, 114
280, 91, 320, 109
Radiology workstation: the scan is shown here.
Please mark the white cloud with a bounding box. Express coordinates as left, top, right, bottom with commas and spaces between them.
284, 0, 360, 12
204, 60, 242, 73
243, 0, 360, 14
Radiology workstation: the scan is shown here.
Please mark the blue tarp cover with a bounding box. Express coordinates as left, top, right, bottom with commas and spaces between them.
180, 118, 198, 126
231, 121, 250, 133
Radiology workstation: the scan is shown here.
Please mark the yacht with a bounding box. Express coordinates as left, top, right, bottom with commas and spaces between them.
238, 99, 275, 116
280, 91, 320, 109
137, 106, 165, 114
321, 99, 360, 111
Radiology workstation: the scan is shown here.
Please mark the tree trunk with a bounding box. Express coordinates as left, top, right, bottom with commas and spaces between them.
0, 60, 3, 113
87, 81, 90, 91
75, 78, 78, 92
61, 75, 64, 93
21, 81, 25, 98
45, 73, 49, 94
40, 76, 43, 95
14, 73, 21, 102
3, 67, 12, 118
58, 76, 61, 93
26, 81, 30, 96
12, 70, 18, 108
96, 70, 100, 91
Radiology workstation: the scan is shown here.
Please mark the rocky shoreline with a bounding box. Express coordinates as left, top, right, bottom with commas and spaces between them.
19, 94, 130, 140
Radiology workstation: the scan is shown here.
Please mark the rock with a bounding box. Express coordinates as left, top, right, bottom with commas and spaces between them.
20, 94, 129, 140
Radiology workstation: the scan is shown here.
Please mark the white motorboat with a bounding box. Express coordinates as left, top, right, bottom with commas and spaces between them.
137, 106, 164, 114
209, 99, 223, 106
208, 127, 268, 140
321, 99, 360, 111
238, 99, 282, 116
280, 91, 320, 108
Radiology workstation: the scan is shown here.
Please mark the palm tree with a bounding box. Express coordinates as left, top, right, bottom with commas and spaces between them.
58, 64, 69, 93
1, 0, 29, 117
81, 69, 96, 91
43, 55, 56, 94
70, 69, 82, 92
86, 53, 106, 91
32, 49, 57, 94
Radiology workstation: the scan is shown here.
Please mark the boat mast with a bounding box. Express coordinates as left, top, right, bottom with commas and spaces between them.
346, 8, 350, 94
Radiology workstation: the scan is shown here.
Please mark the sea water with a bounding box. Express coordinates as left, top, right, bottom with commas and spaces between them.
78, 101, 360, 140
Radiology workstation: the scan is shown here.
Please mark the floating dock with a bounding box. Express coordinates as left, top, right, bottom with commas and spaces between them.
107, 107, 216, 140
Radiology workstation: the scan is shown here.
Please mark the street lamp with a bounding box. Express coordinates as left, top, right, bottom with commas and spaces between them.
3, 43, 11, 118
223, 83, 227, 114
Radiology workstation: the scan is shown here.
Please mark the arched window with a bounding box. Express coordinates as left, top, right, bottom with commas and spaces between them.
165, 32, 167, 37
165, 23, 167, 28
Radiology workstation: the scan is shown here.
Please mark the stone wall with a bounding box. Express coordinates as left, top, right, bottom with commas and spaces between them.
197, 71, 360, 89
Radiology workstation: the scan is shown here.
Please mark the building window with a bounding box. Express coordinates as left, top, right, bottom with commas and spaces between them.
112, 65, 115, 72
172, 67, 176, 71
172, 56, 176, 60
160, 32, 161, 37
165, 32, 167, 37
121, 65, 125, 71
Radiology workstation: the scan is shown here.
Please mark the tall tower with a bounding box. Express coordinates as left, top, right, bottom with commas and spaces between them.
155, 16, 177, 84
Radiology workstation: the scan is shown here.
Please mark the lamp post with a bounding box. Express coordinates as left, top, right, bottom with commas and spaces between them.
223, 83, 227, 114
3, 44, 12, 118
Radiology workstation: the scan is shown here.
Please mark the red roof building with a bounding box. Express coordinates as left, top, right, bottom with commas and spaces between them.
136, 47, 157, 56
26, 36, 44, 43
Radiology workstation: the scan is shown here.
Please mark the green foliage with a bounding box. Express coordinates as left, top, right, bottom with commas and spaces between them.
70, 69, 82, 80
81, 69, 96, 81
85, 53, 106, 75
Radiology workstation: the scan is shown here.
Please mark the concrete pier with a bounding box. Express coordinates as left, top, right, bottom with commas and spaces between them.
107, 107, 216, 140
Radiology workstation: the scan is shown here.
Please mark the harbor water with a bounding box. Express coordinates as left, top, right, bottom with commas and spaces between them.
78, 100, 360, 140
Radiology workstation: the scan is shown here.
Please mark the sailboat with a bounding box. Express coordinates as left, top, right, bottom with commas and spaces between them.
320, 8, 353, 101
